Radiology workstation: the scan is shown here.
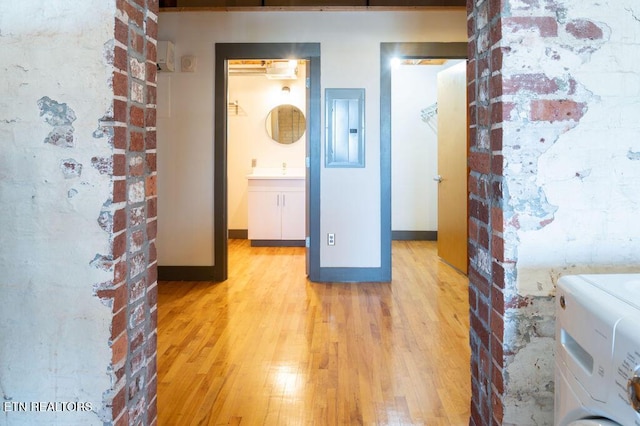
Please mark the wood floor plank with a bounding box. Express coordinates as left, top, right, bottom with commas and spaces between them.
157, 240, 470, 425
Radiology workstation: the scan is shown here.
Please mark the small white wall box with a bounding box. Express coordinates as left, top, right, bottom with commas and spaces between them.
181, 55, 197, 73
157, 41, 175, 72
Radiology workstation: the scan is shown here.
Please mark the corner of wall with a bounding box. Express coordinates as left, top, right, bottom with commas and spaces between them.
468, 0, 619, 424
104, 1, 159, 424
467, 1, 507, 423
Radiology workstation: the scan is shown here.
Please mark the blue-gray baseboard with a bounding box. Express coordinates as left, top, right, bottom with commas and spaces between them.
159, 230, 435, 282
232, 229, 436, 242
391, 230, 437, 241
251, 240, 305, 247
228, 229, 248, 239
158, 266, 219, 282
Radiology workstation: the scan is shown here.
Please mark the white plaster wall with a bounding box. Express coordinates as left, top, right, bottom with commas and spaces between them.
0, 2, 114, 425
157, 10, 467, 267
392, 64, 439, 232
513, 1, 640, 295
391, 61, 465, 233
500, 1, 640, 424
227, 71, 307, 230
156, 64, 215, 265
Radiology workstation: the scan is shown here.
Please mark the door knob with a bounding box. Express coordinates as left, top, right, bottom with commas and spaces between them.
629, 371, 640, 413
433, 175, 443, 183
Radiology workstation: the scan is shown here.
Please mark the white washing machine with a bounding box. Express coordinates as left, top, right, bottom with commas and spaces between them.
555, 274, 640, 426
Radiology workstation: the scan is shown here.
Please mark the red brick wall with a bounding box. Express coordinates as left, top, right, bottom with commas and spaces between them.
467, 1, 506, 424
99, 0, 159, 424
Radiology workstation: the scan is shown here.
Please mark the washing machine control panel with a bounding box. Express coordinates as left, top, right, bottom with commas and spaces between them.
630, 368, 640, 413
612, 316, 640, 424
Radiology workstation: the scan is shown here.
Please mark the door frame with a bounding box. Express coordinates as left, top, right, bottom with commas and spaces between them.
380, 42, 467, 279
213, 43, 321, 281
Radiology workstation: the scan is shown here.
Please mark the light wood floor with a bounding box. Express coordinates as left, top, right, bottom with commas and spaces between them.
157, 240, 471, 425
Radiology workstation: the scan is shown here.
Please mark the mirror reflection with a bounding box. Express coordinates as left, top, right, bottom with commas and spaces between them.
266, 104, 306, 144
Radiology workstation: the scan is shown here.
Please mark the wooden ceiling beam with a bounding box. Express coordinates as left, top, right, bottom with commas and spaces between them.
161, 7, 465, 11
160, 0, 465, 9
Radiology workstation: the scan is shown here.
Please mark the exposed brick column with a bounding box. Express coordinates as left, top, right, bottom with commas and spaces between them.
467, 0, 607, 424
467, 1, 506, 424
102, 1, 159, 424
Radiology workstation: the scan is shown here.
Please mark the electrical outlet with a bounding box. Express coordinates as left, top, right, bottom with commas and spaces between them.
327, 233, 335, 246
251, 158, 257, 168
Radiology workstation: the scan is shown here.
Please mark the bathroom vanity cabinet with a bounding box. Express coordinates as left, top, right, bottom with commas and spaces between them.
247, 172, 305, 246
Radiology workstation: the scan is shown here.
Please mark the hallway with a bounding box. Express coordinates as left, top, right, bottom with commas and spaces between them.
157, 240, 470, 425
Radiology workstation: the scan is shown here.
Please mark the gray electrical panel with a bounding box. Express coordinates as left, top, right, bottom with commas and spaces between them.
325, 88, 365, 168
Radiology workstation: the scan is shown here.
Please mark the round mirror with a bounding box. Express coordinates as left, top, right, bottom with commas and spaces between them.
265, 104, 306, 144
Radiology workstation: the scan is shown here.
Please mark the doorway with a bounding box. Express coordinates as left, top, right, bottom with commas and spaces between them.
213, 43, 321, 281
226, 59, 308, 245
391, 58, 468, 273
380, 42, 467, 277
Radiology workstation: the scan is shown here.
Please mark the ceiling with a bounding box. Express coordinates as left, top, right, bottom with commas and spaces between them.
228, 59, 301, 78
226, 58, 449, 78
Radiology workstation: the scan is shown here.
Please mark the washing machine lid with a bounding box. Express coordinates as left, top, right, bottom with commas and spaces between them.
579, 273, 640, 311
568, 420, 621, 426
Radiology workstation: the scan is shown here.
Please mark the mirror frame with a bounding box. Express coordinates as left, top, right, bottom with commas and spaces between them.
265, 104, 306, 144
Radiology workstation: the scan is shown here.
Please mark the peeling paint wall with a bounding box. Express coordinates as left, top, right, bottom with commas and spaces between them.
504, 1, 640, 424
0, 1, 159, 424
469, 0, 640, 425
513, 2, 640, 286
0, 2, 116, 425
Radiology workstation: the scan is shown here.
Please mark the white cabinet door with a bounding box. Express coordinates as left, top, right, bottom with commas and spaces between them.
248, 191, 282, 240
280, 191, 305, 240
247, 177, 305, 242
